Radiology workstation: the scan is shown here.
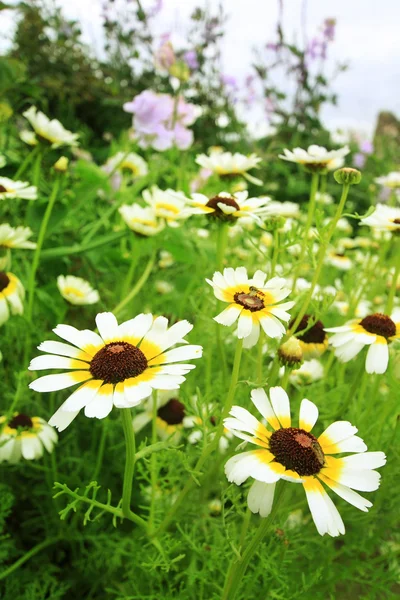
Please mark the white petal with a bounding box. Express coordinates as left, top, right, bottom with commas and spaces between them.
318, 421, 358, 449
117, 313, 153, 341
269, 386, 291, 428
63, 380, 103, 411
250, 388, 280, 430
84, 384, 114, 418
247, 480, 276, 517
335, 341, 365, 362
37, 340, 89, 359
95, 312, 119, 343
122, 379, 152, 407
29, 355, 90, 371
299, 398, 319, 432
21, 436, 43, 460
149, 375, 185, 389
365, 342, 389, 374
237, 312, 254, 339
319, 474, 372, 512
259, 314, 286, 339
225, 451, 283, 485
48, 402, 80, 432
53, 324, 86, 348
29, 371, 92, 392
242, 320, 260, 349
341, 452, 386, 470
323, 435, 367, 454
303, 479, 340, 536
149, 344, 202, 365
331, 469, 382, 492
214, 304, 242, 326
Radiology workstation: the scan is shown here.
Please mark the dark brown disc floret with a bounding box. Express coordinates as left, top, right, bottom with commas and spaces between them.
0, 185, 7, 193
269, 427, 325, 476
0, 272, 10, 293
359, 313, 396, 339
90, 341, 148, 384
8, 413, 34, 430
291, 314, 326, 344
206, 195, 240, 221
157, 399, 185, 425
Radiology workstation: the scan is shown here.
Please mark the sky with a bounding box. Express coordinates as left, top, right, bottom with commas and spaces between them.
3, 0, 400, 137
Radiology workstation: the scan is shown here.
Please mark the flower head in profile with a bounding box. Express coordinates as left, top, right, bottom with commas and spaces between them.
325, 310, 400, 374
143, 186, 191, 227
29, 312, 202, 431
119, 204, 165, 237
195, 151, 262, 185
224, 386, 386, 536
375, 172, 400, 189
279, 145, 349, 172
133, 389, 186, 443
0, 413, 57, 463
57, 275, 100, 306
0, 224, 36, 249
289, 359, 324, 385
190, 191, 269, 224
360, 204, 400, 235
22, 106, 79, 148
290, 314, 329, 359
0, 272, 24, 326
207, 267, 294, 348
0, 177, 37, 201
103, 152, 148, 179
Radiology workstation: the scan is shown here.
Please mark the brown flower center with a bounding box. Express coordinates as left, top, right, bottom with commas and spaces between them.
0, 185, 7, 193
269, 427, 324, 476
359, 313, 396, 339
90, 341, 148, 384
8, 413, 34, 430
393, 218, 400, 225
0, 272, 10, 292
291, 314, 326, 344
157, 398, 185, 425
234, 291, 265, 312
206, 195, 240, 221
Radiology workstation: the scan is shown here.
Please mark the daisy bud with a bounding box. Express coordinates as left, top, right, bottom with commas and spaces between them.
278, 336, 303, 368
263, 215, 286, 232
334, 167, 361, 185
53, 156, 69, 172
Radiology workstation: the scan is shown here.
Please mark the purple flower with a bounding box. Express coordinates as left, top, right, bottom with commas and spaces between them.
183, 50, 199, 70
323, 18, 336, 42
360, 140, 374, 155
353, 153, 366, 169
221, 75, 238, 88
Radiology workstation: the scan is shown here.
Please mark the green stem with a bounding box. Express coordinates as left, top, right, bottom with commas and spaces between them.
149, 392, 158, 531
386, 239, 400, 315
121, 408, 136, 519
112, 249, 156, 317
92, 421, 108, 482
256, 331, 264, 385
0, 537, 60, 582
41, 231, 128, 259
287, 183, 350, 338
280, 367, 291, 390
26, 176, 61, 322
270, 229, 279, 277
221, 482, 286, 600
153, 338, 243, 538
216, 223, 230, 271
291, 172, 319, 292
14, 146, 40, 180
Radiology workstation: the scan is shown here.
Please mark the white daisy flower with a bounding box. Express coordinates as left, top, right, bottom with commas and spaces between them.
260, 199, 301, 219
119, 204, 165, 237
132, 389, 185, 442
158, 251, 174, 269
316, 192, 333, 205
0, 177, 37, 201
183, 401, 233, 453
326, 250, 353, 271
289, 359, 324, 385
206, 267, 294, 349
0, 272, 24, 326
279, 145, 349, 172
28, 312, 202, 431
375, 172, 400, 189
143, 186, 190, 227
154, 280, 174, 295
0, 413, 57, 463
57, 275, 100, 306
332, 300, 371, 319
195, 151, 262, 185
0, 224, 36, 249
103, 152, 148, 178
325, 311, 400, 374
360, 204, 400, 234
190, 191, 269, 224
22, 106, 79, 148
224, 386, 386, 537
289, 314, 329, 359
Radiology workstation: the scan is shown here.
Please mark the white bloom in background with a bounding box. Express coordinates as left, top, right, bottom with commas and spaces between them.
183, 400, 233, 453
158, 251, 174, 269
279, 145, 350, 171
19, 130, 39, 146
143, 186, 190, 227
375, 172, 400, 189
132, 390, 185, 442
22, 106, 79, 148
0, 224, 36, 249
29, 312, 202, 431
0, 413, 57, 463
289, 359, 324, 385
103, 152, 148, 178
326, 250, 353, 271
57, 275, 100, 306
332, 299, 371, 319
195, 227, 210, 239
360, 204, 400, 234
290, 314, 329, 359
195, 151, 262, 185
224, 386, 386, 537
326, 310, 400, 374
316, 192, 334, 205
260, 199, 300, 219
331, 129, 351, 146
0, 177, 37, 201
190, 191, 269, 224
335, 218, 353, 234
155, 280, 174, 295
0, 272, 24, 326
119, 204, 165, 237
207, 267, 294, 349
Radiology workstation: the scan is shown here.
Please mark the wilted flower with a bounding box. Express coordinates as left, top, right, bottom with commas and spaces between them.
22, 106, 79, 148
0, 414, 57, 463
57, 275, 100, 306
29, 312, 202, 431
0, 177, 37, 201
